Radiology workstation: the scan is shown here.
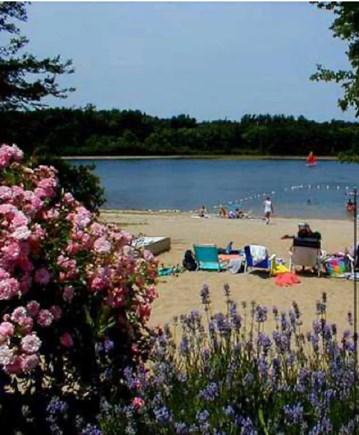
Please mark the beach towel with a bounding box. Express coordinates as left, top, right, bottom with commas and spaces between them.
271, 262, 289, 276
250, 245, 268, 264
227, 258, 244, 274
275, 272, 301, 287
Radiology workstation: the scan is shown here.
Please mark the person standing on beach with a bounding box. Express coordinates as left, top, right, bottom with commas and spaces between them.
263, 196, 274, 224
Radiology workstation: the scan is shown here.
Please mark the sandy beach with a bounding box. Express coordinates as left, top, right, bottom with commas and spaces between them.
101, 210, 355, 334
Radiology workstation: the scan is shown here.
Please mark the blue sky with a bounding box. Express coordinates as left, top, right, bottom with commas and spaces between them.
22, 2, 355, 122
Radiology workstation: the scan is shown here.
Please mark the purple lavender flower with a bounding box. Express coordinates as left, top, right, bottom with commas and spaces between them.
104, 338, 114, 352
196, 409, 210, 425
175, 422, 189, 434
199, 382, 219, 401
81, 424, 102, 435
257, 332, 272, 354
255, 305, 268, 323
308, 417, 332, 434
154, 406, 172, 424
283, 402, 304, 425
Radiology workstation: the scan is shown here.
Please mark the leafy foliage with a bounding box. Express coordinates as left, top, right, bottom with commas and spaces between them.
311, 3, 359, 114
1, 108, 359, 157
0, 2, 74, 110
30, 153, 105, 213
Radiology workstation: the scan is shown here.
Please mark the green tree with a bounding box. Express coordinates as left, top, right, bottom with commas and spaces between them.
0, 2, 74, 110
311, 2, 359, 114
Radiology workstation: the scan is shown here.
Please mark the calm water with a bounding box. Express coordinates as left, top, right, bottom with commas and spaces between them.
70, 159, 359, 219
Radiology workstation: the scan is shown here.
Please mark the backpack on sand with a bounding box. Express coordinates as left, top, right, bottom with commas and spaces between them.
182, 250, 198, 271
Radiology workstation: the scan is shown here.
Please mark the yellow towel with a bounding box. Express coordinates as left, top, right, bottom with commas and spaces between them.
271, 262, 289, 276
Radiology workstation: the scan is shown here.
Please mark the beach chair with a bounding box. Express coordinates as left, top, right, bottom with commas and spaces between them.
289, 238, 322, 277
244, 245, 276, 276
193, 244, 225, 272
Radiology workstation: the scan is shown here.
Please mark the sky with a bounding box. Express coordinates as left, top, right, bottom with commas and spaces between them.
20, 1, 356, 122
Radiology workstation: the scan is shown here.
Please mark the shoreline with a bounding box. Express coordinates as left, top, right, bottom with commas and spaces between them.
100, 208, 352, 223
62, 155, 338, 161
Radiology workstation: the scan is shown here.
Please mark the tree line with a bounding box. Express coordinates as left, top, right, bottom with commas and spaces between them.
1, 107, 359, 157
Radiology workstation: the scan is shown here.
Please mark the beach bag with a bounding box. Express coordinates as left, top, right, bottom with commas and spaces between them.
324, 256, 348, 278
182, 250, 198, 271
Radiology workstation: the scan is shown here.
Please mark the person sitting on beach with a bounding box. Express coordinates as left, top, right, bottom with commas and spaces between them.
281, 223, 321, 240
235, 208, 244, 219
198, 205, 207, 218
219, 206, 228, 218
347, 199, 356, 213
228, 210, 236, 219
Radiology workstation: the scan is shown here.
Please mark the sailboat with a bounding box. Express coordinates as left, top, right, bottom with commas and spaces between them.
306, 151, 317, 168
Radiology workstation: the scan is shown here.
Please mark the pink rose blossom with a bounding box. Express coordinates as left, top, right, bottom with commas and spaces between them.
21, 334, 41, 354
0, 322, 15, 338
20, 316, 33, 334
21, 354, 39, 372
63, 285, 74, 302
26, 301, 40, 317
0, 345, 15, 366
37, 309, 54, 327
1, 241, 21, 261
63, 192, 75, 205
0, 186, 13, 201
93, 237, 112, 254
0, 268, 10, 280
4, 356, 23, 375
10, 212, 28, 228
34, 267, 51, 285
60, 333, 74, 348
132, 397, 145, 410
49, 305, 62, 320
11, 306, 27, 323
11, 225, 31, 240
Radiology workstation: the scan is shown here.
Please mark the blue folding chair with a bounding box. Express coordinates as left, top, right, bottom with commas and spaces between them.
193, 244, 225, 272
244, 245, 276, 276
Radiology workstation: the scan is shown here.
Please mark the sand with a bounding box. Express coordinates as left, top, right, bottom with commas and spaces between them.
101, 210, 356, 334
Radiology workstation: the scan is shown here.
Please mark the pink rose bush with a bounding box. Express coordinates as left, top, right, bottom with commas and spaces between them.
0, 143, 158, 403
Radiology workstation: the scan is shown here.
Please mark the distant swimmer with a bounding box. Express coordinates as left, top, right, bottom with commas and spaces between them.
307, 199, 312, 205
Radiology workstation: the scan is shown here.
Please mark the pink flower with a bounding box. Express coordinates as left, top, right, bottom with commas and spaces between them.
21, 334, 41, 354
138, 304, 152, 321
0, 278, 20, 300
0, 268, 10, 280
20, 316, 33, 334
63, 192, 75, 205
0, 345, 14, 365
0, 186, 13, 201
132, 397, 145, 410
21, 354, 39, 372
10, 306, 27, 324
1, 241, 21, 261
10, 212, 28, 228
93, 237, 111, 254
63, 285, 74, 302
26, 301, 40, 317
37, 309, 54, 327
49, 305, 62, 320
11, 225, 31, 240
5, 356, 23, 374
34, 267, 51, 285
90, 276, 107, 292
60, 333, 73, 348
0, 322, 15, 338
